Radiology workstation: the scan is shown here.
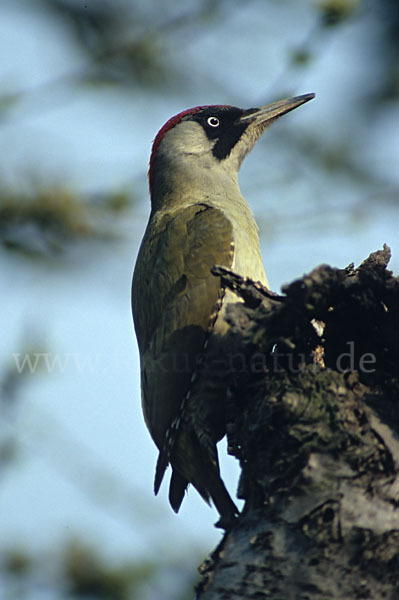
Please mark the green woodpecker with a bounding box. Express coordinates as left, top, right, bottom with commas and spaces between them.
132, 93, 315, 527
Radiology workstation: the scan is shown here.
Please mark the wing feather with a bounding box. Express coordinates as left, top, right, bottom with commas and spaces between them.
132, 204, 234, 453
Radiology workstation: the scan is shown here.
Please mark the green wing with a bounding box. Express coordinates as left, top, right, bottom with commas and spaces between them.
132, 203, 234, 450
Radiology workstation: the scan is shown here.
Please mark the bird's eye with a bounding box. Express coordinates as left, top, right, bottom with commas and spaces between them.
207, 116, 220, 127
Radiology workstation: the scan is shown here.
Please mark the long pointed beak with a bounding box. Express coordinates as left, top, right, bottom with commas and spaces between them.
240, 93, 315, 124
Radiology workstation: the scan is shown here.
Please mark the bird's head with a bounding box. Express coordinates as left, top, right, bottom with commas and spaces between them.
148, 93, 315, 207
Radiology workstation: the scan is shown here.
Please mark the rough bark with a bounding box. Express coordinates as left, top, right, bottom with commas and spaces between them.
196, 245, 399, 600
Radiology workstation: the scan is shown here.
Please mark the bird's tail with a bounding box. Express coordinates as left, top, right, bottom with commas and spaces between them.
169, 429, 238, 528
154, 449, 168, 495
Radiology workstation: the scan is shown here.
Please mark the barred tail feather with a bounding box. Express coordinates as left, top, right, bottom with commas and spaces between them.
154, 450, 168, 495
169, 469, 188, 513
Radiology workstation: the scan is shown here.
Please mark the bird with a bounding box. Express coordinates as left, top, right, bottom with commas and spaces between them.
132, 92, 315, 528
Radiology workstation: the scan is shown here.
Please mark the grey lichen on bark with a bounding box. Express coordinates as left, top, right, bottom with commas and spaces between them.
196, 245, 399, 600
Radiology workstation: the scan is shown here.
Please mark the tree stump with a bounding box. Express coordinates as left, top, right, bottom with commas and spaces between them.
196, 245, 399, 600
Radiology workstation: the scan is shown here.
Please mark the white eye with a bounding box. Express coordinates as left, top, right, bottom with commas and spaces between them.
207, 116, 220, 127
